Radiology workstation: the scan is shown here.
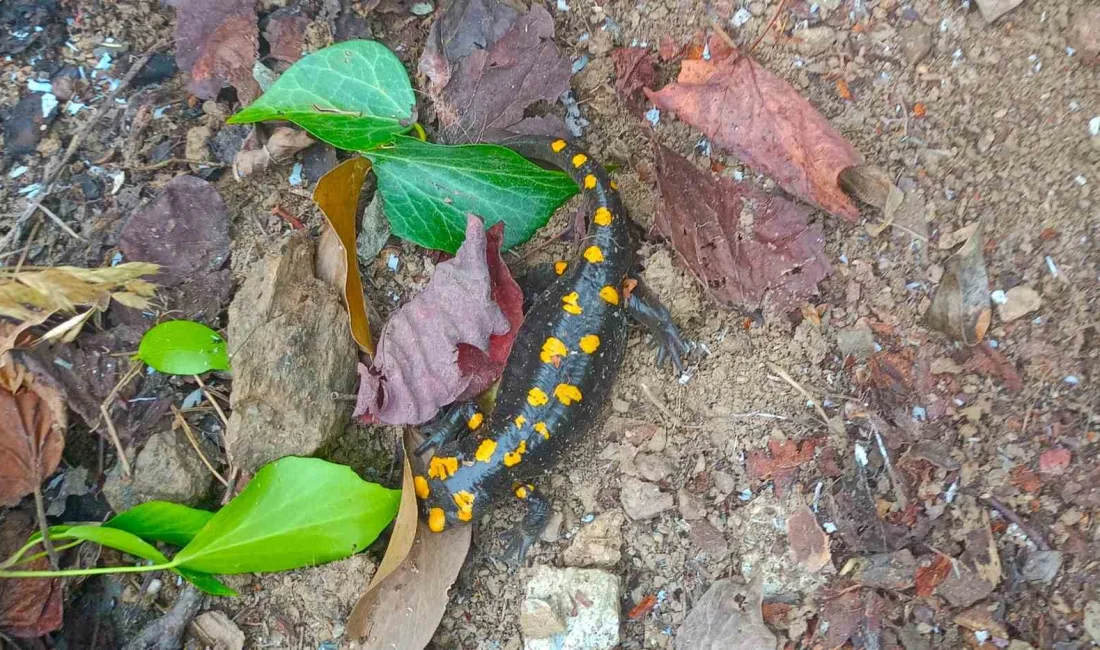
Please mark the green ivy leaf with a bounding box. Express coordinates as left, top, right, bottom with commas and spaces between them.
137, 320, 229, 375
172, 457, 401, 575
105, 501, 215, 548
227, 40, 416, 151
365, 137, 578, 253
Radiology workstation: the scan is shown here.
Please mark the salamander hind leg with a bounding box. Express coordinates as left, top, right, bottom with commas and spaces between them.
498, 483, 552, 570
625, 276, 689, 374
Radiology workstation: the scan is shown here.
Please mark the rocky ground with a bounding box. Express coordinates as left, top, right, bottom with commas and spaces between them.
0, 0, 1097, 649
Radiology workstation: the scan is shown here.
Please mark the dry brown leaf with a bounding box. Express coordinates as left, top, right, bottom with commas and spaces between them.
0, 510, 63, 638
233, 127, 316, 179
653, 142, 831, 313
675, 575, 776, 650
839, 165, 905, 236
925, 224, 990, 345
0, 363, 66, 507
347, 432, 471, 646
647, 56, 864, 221
312, 156, 375, 355
787, 506, 831, 573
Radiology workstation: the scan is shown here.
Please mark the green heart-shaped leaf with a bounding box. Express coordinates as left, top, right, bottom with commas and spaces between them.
138, 320, 229, 375
172, 457, 400, 575
105, 501, 215, 548
365, 137, 578, 253
227, 40, 416, 151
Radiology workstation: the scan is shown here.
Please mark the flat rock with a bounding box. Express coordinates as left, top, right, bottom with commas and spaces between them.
677, 488, 706, 521
938, 565, 995, 608
836, 322, 875, 359
975, 0, 1023, 22
520, 599, 566, 638
1020, 550, 1062, 584
190, 610, 245, 650
563, 511, 624, 569
619, 477, 674, 520
856, 549, 917, 590
634, 453, 674, 482
103, 430, 214, 512
997, 286, 1041, 322
523, 566, 620, 650
225, 235, 358, 471
899, 23, 933, 65
688, 519, 729, 560
954, 603, 1008, 639
1067, 7, 1100, 66
794, 26, 836, 55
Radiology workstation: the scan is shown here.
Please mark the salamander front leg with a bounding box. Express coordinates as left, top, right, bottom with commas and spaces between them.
625, 276, 689, 374
415, 402, 485, 455
498, 483, 551, 569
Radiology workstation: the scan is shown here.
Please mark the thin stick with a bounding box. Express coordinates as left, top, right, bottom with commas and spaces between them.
708, 17, 738, 50
639, 382, 678, 423
981, 495, 1051, 551
1, 39, 167, 254
750, 0, 788, 53
872, 426, 908, 508
36, 203, 85, 242
766, 362, 832, 429
126, 158, 228, 172
192, 374, 229, 428
100, 402, 132, 478
14, 218, 40, 272
171, 405, 228, 487
32, 483, 60, 570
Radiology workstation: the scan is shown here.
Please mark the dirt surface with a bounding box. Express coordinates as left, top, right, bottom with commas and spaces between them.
1, 0, 1098, 648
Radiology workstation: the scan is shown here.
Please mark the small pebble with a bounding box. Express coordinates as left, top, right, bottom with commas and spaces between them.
732, 7, 752, 27
645, 106, 660, 126
7, 166, 28, 179
41, 93, 58, 117
1064, 375, 1080, 386
1045, 256, 1059, 277
991, 289, 1008, 304
738, 489, 752, 501
854, 444, 869, 467
823, 522, 837, 533
1090, 116, 1100, 137
556, 0, 570, 11
288, 162, 303, 186
27, 79, 52, 93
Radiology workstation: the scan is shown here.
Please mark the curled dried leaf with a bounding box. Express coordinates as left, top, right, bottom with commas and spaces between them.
0, 363, 66, 507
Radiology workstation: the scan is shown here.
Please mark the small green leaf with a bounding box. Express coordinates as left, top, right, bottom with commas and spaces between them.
177, 567, 237, 597
173, 457, 401, 575
227, 40, 416, 151
105, 501, 215, 548
365, 137, 579, 253
138, 320, 229, 375
58, 525, 170, 566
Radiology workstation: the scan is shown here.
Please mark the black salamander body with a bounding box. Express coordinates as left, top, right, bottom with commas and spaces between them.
414, 136, 680, 559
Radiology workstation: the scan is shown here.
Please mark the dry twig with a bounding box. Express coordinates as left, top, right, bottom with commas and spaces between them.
171, 405, 228, 487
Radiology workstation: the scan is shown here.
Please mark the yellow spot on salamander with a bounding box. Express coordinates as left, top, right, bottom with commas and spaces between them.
610, 180, 619, 190
583, 246, 604, 263
467, 412, 483, 430
428, 455, 459, 480
594, 207, 613, 226
551, 139, 568, 153
503, 440, 527, 467
579, 334, 600, 354
599, 285, 620, 305
562, 292, 583, 315
528, 387, 549, 406
554, 260, 568, 275
584, 174, 597, 189
534, 422, 550, 439
475, 438, 497, 463
514, 415, 527, 427
414, 475, 430, 499
453, 490, 475, 510
572, 153, 588, 168
456, 508, 472, 521
514, 485, 528, 499
540, 337, 569, 364
554, 383, 583, 406
428, 507, 446, 532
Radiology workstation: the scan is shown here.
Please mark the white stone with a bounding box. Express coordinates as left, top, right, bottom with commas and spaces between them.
523, 567, 620, 650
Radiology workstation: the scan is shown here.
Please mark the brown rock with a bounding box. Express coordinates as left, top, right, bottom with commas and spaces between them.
619, 477, 674, 520
975, 0, 1023, 22
688, 520, 729, 560
225, 235, 358, 471
1067, 7, 1100, 65
899, 23, 933, 65
563, 511, 624, 569
677, 488, 706, 521
102, 431, 214, 512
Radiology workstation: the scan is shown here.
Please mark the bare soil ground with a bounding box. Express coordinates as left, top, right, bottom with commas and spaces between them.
1, 0, 1097, 648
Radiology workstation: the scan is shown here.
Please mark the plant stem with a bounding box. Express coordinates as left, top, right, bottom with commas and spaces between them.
9, 541, 84, 568
32, 483, 60, 570
0, 560, 176, 579
412, 122, 427, 141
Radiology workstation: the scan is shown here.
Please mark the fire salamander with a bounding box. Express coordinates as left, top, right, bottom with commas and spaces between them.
414, 135, 687, 564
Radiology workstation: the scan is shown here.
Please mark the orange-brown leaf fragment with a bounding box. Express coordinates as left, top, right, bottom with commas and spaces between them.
0, 374, 65, 507
653, 143, 831, 313
914, 554, 952, 597
647, 56, 864, 220
0, 511, 63, 638
313, 156, 375, 356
